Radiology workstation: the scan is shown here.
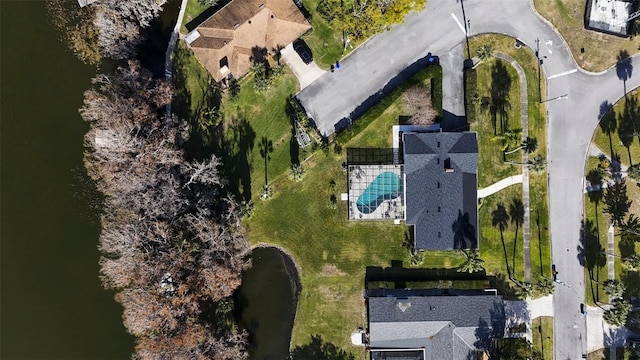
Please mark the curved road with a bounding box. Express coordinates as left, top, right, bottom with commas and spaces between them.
297, 0, 640, 358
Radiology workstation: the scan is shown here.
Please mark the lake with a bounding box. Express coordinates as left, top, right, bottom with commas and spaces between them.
238, 247, 299, 360
0, 1, 134, 358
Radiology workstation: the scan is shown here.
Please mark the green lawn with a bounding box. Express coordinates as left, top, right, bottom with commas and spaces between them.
468, 34, 551, 294
532, 316, 554, 360
583, 157, 610, 305
244, 64, 454, 354
588, 91, 640, 305
172, 40, 217, 121
592, 88, 640, 168
530, 172, 552, 281
468, 56, 521, 188
298, 0, 344, 69
181, 0, 209, 34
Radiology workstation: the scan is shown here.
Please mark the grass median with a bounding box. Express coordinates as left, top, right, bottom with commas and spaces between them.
467, 34, 551, 293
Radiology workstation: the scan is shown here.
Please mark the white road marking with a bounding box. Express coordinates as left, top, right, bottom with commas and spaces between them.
545, 40, 553, 54
450, 13, 467, 36
547, 69, 577, 80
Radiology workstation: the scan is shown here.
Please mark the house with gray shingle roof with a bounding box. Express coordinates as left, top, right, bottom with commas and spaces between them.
403, 131, 478, 251
367, 290, 504, 360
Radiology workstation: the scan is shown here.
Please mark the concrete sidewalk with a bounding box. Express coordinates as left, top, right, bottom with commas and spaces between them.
477, 175, 523, 198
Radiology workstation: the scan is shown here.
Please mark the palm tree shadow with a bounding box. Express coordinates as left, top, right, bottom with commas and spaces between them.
616, 49, 633, 96
452, 210, 478, 250
599, 100, 616, 158
577, 219, 606, 303
509, 198, 524, 279
617, 95, 640, 166
492, 203, 512, 279
481, 61, 512, 135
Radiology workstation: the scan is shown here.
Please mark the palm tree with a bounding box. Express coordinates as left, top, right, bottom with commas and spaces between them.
604, 298, 631, 326
260, 184, 273, 200
603, 279, 625, 299
509, 198, 524, 276
492, 203, 511, 277
493, 128, 522, 152
457, 250, 485, 273
528, 155, 546, 173
504, 136, 538, 155
476, 44, 494, 61
621, 214, 640, 236
290, 163, 305, 181
623, 254, 640, 271
535, 277, 555, 296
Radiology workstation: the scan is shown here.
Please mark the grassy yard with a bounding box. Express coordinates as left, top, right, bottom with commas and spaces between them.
587, 90, 640, 305
583, 189, 611, 306
173, 29, 549, 355
243, 64, 457, 354
180, 0, 209, 33
298, 0, 345, 69
467, 56, 521, 188
592, 88, 640, 167
532, 316, 554, 360
467, 33, 548, 188
533, 0, 640, 72
467, 34, 551, 293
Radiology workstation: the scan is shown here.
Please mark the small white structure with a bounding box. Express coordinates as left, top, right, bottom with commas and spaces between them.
350, 329, 366, 346
587, 0, 633, 35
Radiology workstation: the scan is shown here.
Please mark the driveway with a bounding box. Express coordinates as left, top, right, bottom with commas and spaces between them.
280, 43, 325, 90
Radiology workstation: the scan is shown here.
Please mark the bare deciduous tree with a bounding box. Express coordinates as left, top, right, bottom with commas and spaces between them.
402, 85, 437, 125
81, 61, 249, 358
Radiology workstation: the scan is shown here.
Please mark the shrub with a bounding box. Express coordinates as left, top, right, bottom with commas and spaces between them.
628, 163, 640, 180
464, 68, 478, 124
316, 0, 338, 22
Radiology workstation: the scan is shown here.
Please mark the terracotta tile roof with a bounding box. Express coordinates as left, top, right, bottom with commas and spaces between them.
188, 0, 310, 81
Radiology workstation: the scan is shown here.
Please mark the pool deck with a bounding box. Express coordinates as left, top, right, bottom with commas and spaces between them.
348, 164, 405, 221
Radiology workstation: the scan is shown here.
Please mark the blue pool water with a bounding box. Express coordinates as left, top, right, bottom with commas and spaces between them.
356, 172, 403, 214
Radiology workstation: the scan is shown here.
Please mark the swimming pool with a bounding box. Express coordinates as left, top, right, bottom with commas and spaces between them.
356, 171, 403, 214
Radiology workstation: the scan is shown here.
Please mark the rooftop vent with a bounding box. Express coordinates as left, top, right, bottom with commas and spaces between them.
444, 158, 453, 172
397, 299, 411, 312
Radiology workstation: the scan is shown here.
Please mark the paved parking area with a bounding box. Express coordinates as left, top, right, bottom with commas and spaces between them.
280, 43, 325, 90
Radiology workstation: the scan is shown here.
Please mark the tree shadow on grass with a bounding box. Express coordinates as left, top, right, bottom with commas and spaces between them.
185, 115, 256, 202
620, 238, 636, 259
285, 98, 300, 166
289, 334, 355, 360
599, 100, 617, 159
481, 61, 512, 135
577, 219, 606, 304
617, 95, 637, 166
622, 270, 640, 299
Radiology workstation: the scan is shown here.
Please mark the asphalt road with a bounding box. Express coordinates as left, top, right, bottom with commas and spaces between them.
297, 0, 640, 358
